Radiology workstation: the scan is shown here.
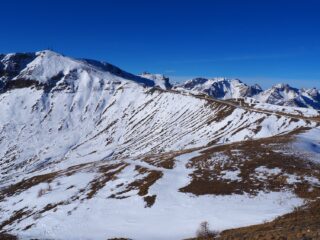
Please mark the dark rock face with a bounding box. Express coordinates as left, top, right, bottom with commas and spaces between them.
0, 53, 36, 78
0, 53, 37, 92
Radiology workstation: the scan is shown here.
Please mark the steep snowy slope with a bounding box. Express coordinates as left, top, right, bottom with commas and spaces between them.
0, 51, 319, 239
0, 50, 156, 90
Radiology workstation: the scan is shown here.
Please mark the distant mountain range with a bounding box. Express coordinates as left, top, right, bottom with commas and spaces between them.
175, 77, 320, 110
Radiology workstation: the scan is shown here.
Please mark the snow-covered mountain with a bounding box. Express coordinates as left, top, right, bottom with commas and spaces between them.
0, 51, 319, 239
175, 77, 262, 99
0, 50, 156, 92
138, 72, 172, 89
175, 77, 320, 110
255, 83, 320, 109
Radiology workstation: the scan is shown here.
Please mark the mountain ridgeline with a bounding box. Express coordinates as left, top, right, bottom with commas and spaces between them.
1, 50, 319, 109
175, 77, 320, 110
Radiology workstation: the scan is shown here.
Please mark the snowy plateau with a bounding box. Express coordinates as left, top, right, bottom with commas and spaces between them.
0, 50, 320, 240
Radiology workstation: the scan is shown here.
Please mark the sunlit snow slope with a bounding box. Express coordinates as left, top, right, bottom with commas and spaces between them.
0, 50, 319, 240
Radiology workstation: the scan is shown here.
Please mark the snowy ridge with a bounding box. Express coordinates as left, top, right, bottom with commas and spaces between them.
176, 77, 320, 111
0, 50, 156, 91
175, 77, 262, 99
255, 83, 320, 109
244, 98, 320, 118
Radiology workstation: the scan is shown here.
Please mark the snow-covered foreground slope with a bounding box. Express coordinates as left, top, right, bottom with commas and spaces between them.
0, 50, 319, 239
0, 152, 303, 240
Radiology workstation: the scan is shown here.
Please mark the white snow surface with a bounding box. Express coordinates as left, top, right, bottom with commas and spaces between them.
292, 127, 320, 163
1, 152, 303, 240
220, 169, 242, 181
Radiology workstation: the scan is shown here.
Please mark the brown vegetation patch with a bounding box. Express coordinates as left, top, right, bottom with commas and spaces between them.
141, 151, 181, 169
0, 233, 17, 240
109, 165, 163, 207
188, 197, 320, 240
0, 172, 59, 201
128, 166, 163, 197
180, 130, 320, 200
213, 199, 320, 240
143, 195, 156, 208
142, 154, 175, 169
140, 147, 201, 170
86, 162, 128, 199
0, 162, 111, 229
0, 207, 32, 230
209, 105, 235, 123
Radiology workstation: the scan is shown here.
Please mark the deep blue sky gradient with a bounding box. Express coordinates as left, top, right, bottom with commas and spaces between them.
1, 0, 320, 88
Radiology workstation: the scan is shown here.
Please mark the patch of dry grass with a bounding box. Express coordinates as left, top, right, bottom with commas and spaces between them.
180, 130, 320, 200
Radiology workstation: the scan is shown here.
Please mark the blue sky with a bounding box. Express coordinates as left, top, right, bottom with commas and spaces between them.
1, 0, 320, 89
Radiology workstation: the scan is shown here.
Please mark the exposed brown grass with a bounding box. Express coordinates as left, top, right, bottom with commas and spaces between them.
109, 165, 163, 207
141, 148, 198, 169
215, 199, 320, 240
185, 128, 320, 240
86, 163, 128, 199
0, 172, 59, 201
180, 129, 320, 199
0, 233, 17, 240
143, 195, 157, 208
188, 201, 320, 240
0, 207, 32, 230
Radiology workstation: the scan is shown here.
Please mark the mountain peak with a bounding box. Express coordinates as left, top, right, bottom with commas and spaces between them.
175, 78, 320, 110
273, 83, 291, 89
175, 77, 262, 99
0, 50, 156, 92
139, 72, 171, 89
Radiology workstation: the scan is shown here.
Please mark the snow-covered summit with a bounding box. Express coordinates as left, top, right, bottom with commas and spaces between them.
255, 83, 320, 109
175, 77, 320, 110
0, 50, 156, 92
175, 77, 262, 99
138, 72, 172, 89
255, 83, 299, 105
